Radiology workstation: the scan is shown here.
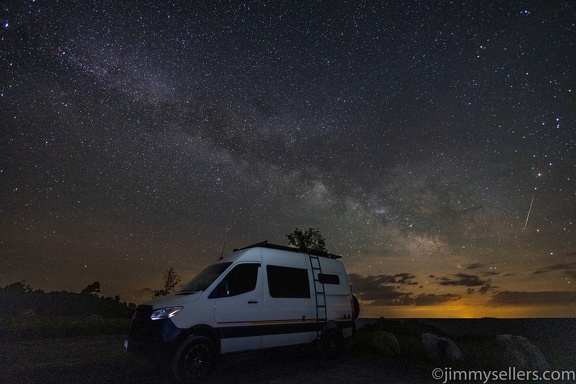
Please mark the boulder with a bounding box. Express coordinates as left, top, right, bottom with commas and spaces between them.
421, 332, 462, 361
369, 331, 401, 356
496, 334, 550, 371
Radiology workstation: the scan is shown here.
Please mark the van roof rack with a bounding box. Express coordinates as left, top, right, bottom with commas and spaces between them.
234, 240, 342, 259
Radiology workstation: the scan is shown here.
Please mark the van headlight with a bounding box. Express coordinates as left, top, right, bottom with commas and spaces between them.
150, 306, 183, 320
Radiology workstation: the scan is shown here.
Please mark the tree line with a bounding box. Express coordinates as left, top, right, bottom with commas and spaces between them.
0, 281, 136, 318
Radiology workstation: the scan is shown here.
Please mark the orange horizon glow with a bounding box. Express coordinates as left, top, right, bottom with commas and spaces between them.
357, 301, 576, 319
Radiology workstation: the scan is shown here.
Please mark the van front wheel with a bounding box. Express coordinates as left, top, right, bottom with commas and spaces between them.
318, 329, 343, 359
172, 337, 215, 382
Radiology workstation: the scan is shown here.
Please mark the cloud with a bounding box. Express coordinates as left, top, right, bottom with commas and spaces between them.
464, 264, 499, 276
437, 273, 487, 287
435, 273, 494, 294
490, 291, 576, 306
349, 273, 414, 305
349, 273, 461, 306
479, 284, 493, 294
409, 293, 461, 306
370, 292, 461, 306
393, 272, 419, 285
349, 273, 418, 288
363, 286, 412, 303
532, 262, 576, 281
532, 262, 576, 275
565, 271, 576, 280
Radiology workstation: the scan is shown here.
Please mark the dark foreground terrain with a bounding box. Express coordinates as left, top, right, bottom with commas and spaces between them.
3, 318, 575, 383
0, 335, 433, 384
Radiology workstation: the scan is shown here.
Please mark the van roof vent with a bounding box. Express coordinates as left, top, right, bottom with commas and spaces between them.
233, 241, 342, 259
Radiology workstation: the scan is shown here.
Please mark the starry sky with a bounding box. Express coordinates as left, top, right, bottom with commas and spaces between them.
1, 1, 575, 318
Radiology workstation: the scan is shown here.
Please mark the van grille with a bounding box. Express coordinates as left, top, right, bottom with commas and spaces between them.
129, 305, 163, 342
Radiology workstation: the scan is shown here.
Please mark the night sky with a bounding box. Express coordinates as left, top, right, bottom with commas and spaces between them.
1, 1, 575, 318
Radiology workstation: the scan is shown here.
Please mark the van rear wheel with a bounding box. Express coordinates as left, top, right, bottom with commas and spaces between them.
318, 329, 343, 359
172, 337, 215, 382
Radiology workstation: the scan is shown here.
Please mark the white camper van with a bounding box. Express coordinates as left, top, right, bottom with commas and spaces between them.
125, 241, 359, 382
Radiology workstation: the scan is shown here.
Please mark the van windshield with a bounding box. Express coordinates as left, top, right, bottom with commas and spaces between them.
178, 262, 232, 294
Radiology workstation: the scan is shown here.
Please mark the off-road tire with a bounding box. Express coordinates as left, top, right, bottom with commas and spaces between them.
318, 328, 343, 359
172, 337, 215, 383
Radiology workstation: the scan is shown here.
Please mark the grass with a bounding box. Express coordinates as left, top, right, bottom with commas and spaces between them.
0, 315, 130, 340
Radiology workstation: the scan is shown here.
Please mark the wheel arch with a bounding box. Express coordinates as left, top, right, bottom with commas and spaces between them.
324, 319, 343, 334
176, 324, 221, 354
318, 321, 344, 359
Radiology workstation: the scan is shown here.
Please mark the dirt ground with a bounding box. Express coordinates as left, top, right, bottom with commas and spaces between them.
0, 335, 434, 384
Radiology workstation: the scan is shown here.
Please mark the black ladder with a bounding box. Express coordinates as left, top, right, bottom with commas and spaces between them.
308, 253, 327, 339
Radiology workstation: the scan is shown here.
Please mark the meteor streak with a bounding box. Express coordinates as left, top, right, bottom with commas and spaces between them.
523, 195, 535, 229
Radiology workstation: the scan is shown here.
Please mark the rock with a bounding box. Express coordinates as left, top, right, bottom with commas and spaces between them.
496, 334, 550, 371
421, 333, 462, 361
369, 331, 401, 356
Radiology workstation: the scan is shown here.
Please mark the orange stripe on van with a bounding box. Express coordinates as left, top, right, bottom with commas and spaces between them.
217, 318, 322, 326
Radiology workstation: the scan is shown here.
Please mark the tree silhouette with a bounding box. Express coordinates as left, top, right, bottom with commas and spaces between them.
3, 281, 33, 294
81, 282, 101, 295
153, 266, 181, 297
286, 227, 327, 253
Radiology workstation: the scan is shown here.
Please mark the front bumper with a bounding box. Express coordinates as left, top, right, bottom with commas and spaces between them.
126, 305, 185, 356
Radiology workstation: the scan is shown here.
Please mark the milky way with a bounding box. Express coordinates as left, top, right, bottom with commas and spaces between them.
1, 1, 575, 317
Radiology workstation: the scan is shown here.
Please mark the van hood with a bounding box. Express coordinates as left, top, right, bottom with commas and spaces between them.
144, 291, 202, 308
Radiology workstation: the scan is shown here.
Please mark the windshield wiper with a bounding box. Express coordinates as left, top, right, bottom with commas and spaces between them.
176, 290, 201, 295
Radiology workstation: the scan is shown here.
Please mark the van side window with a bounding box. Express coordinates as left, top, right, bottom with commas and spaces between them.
318, 273, 340, 285
210, 263, 260, 298
267, 265, 310, 298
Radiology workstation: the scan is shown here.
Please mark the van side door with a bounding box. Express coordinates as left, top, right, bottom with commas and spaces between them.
260, 264, 316, 348
209, 263, 262, 352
